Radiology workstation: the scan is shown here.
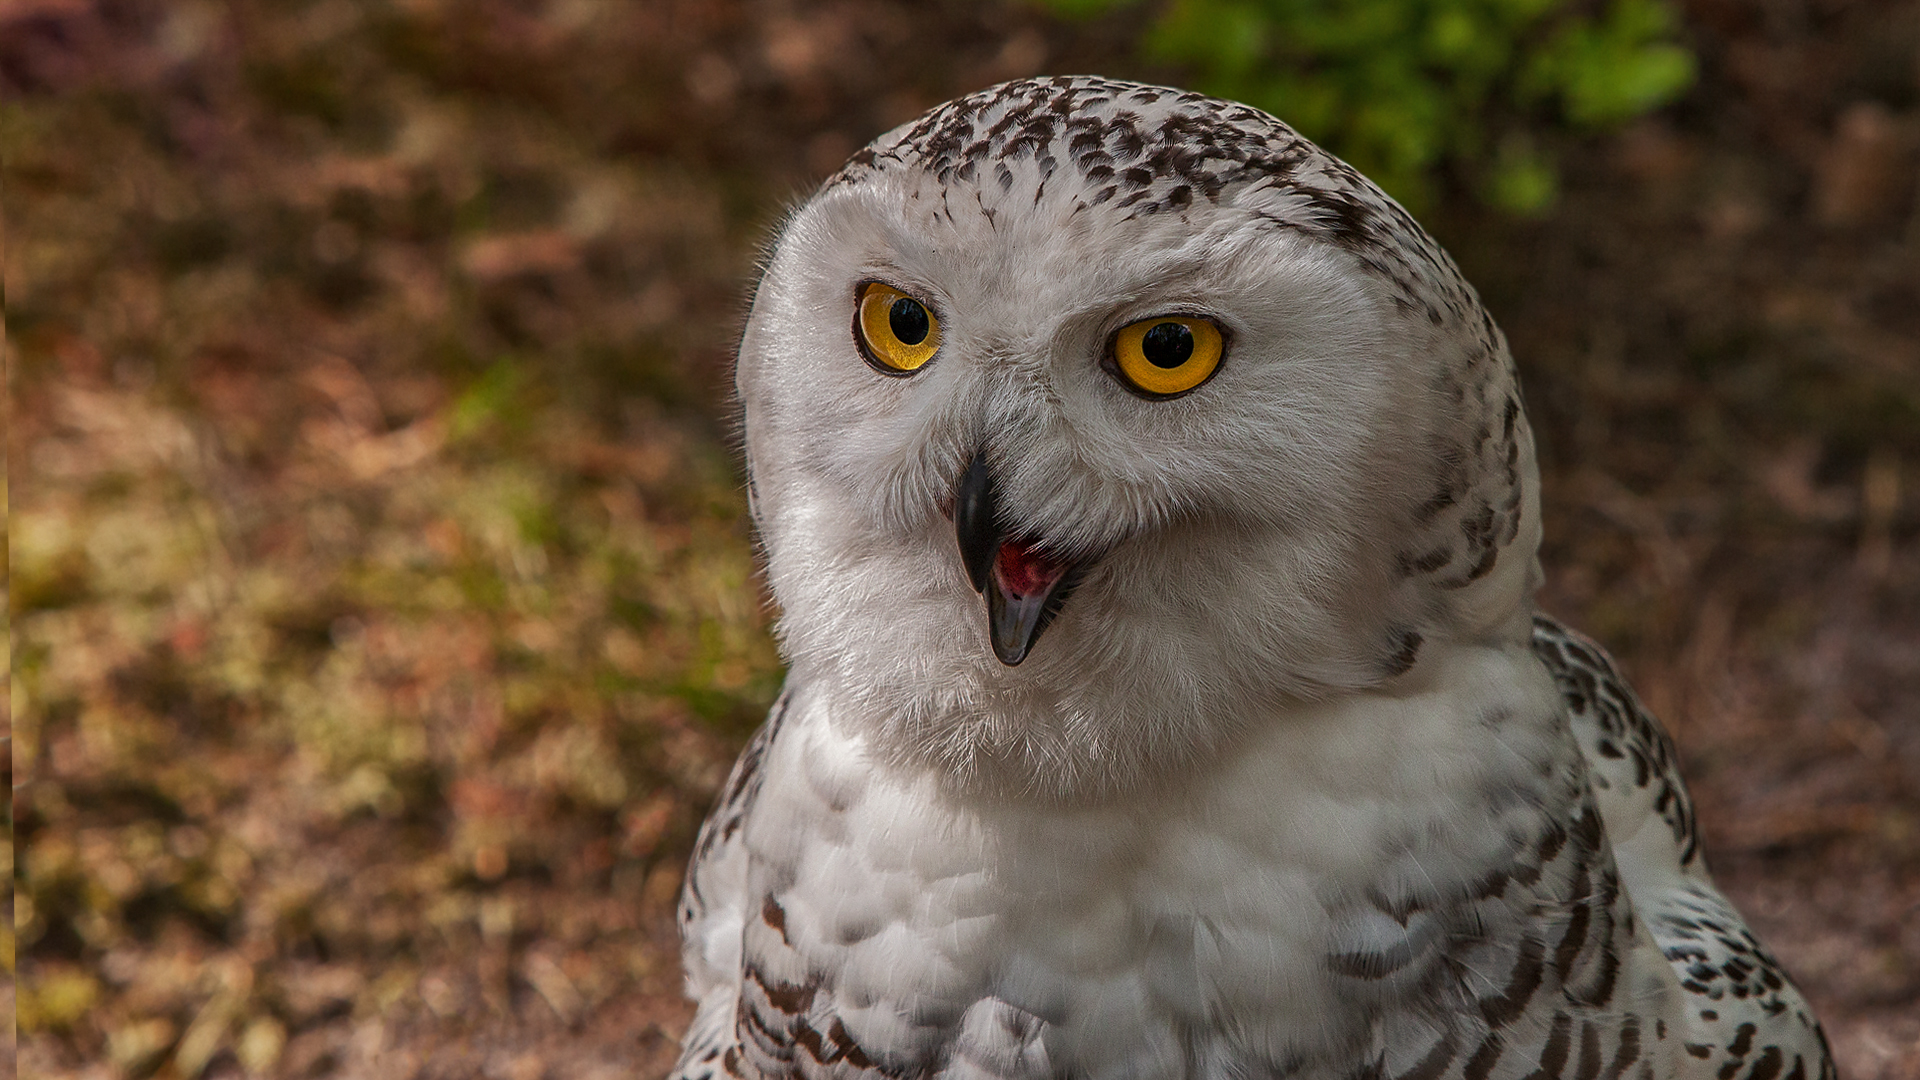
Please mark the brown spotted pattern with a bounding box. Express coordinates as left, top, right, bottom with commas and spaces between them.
674, 689, 1638, 1080
673, 691, 793, 1080
671, 626, 1836, 1080
834, 76, 1538, 683
1532, 618, 1700, 868
679, 688, 792, 941
670, 79, 1831, 1080
1531, 616, 1836, 1080
831, 77, 1468, 328
1325, 730, 1652, 1080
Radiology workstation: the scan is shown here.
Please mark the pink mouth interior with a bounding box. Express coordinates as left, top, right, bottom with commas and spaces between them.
994, 538, 1069, 598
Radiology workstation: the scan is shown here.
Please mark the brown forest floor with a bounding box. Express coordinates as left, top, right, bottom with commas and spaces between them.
6, 1, 1918, 1078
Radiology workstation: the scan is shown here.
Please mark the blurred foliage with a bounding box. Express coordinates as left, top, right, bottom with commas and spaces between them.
10, 354, 781, 1071
1036, 0, 1695, 212
6, 1, 794, 1072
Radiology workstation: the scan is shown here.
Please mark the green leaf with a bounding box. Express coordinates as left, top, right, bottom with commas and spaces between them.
1564, 42, 1695, 126
1486, 137, 1559, 215
1032, 0, 1140, 18
450, 359, 527, 440
1150, 0, 1270, 76
1030, 0, 1695, 215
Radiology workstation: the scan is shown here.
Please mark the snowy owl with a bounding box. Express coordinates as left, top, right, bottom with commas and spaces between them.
670, 78, 1833, 1080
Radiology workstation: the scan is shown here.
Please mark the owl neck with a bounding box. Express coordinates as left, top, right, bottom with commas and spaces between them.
809, 625, 1559, 812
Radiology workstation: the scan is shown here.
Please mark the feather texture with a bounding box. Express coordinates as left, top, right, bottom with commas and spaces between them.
674, 77, 1832, 1080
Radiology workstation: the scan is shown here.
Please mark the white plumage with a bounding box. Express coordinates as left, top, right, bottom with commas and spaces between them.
671, 77, 1832, 1080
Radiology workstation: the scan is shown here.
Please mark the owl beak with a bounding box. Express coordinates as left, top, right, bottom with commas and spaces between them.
954, 451, 1079, 666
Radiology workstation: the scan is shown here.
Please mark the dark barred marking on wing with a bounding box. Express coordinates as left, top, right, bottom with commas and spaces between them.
670, 688, 795, 1080
1572, 1019, 1604, 1080
1525, 1011, 1576, 1080
1394, 1032, 1461, 1080
673, 983, 749, 1080
1532, 616, 1837, 1080
1530, 616, 1700, 868
677, 687, 793, 935
1476, 935, 1547, 1029
1344, 734, 1655, 1080
738, 955, 908, 1079
1649, 882, 1835, 1080
1462, 1033, 1505, 1080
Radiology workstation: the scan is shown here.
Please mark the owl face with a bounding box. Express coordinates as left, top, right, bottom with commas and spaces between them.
736, 79, 1541, 799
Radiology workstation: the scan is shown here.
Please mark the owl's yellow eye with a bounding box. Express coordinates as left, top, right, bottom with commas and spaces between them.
1108, 316, 1225, 398
855, 282, 941, 374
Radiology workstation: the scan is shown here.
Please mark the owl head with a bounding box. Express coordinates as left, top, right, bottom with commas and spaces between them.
736, 78, 1542, 800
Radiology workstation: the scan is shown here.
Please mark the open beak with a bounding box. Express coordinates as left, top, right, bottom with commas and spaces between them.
953, 451, 1080, 665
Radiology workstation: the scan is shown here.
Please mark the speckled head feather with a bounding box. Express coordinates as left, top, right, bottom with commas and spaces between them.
833, 76, 1474, 328
738, 76, 1538, 799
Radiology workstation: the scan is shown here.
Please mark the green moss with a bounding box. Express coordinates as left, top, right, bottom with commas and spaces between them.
1039, 0, 1696, 211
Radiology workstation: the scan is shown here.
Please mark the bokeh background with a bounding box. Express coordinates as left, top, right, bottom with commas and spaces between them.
7, 0, 1918, 1077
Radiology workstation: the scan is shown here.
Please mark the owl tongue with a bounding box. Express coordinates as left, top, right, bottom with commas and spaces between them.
994, 538, 1067, 599
985, 537, 1076, 666
952, 452, 1077, 666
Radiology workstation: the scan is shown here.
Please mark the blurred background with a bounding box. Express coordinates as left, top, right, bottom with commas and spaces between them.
5, 0, 1917, 1077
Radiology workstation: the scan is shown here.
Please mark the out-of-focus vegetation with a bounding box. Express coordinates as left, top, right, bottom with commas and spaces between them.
1038, 0, 1695, 211
13, 357, 776, 1067
5, 2, 802, 1074
7, 0, 1918, 1077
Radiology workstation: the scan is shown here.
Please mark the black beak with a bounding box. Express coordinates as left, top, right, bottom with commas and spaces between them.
954, 452, 999, 595
953, 451, 1079, 666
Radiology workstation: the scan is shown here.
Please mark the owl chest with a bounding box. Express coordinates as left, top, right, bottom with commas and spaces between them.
726, 687, 1564, 1079
737, 784, 1361, 1078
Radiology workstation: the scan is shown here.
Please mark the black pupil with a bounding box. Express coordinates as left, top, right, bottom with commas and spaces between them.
1141, 322, 1194, 368
888, 297, 930, 346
